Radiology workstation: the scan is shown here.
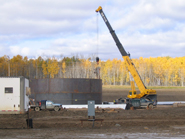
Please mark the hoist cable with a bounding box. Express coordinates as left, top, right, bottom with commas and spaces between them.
96, 12, 99, 58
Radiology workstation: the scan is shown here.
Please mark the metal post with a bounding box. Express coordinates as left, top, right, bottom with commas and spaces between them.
7, 56, 10, 76
27, 108, 30, 129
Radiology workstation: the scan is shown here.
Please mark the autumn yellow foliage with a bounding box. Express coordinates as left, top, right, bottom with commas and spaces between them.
0, 55, 185, 86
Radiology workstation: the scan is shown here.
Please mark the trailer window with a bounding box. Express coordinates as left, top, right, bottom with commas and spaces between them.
5, 87, 13, 93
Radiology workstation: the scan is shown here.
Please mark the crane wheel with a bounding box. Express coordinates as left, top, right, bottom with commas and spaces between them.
148, 104, 154, 110
35, 107, 40, 111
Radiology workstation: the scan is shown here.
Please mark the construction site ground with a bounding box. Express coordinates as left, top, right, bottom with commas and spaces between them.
0, 88, 185, 138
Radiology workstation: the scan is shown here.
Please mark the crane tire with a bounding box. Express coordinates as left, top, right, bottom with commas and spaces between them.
35, 107, 40, 111
148, 104, 154, 110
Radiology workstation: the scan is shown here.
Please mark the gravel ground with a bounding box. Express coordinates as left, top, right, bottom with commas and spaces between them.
0, 88, 185, 139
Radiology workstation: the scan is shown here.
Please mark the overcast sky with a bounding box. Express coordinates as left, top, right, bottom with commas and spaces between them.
0, 0, 185, 60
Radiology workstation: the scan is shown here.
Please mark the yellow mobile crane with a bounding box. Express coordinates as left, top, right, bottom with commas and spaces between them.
96, 6, 157, 108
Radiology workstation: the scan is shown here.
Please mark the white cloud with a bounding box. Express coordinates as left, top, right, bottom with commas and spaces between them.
0, 0, 185, 60
21, 47, 30, 56
10, 46, 20, 55
0, 0, 105, 36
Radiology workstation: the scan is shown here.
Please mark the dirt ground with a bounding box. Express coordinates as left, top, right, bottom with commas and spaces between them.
0, 88, 185, 139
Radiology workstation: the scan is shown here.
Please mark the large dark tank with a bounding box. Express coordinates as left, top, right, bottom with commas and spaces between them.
29, 78, 102, 104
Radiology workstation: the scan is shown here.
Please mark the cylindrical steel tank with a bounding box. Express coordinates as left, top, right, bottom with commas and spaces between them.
29, 78, 102, 104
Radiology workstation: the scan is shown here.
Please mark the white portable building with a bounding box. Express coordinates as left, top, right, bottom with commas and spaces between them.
0, 77, 30, 114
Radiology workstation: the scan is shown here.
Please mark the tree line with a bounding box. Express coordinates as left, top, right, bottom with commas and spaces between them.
0, 55, 184, 86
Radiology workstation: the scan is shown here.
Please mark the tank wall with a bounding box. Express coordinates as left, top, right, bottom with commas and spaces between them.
30, 78, 102, 104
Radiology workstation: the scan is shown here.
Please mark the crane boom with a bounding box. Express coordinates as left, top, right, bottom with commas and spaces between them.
96, 6, 156, 99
